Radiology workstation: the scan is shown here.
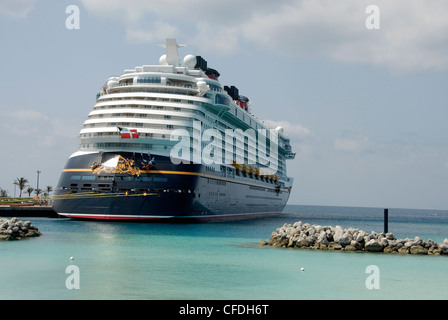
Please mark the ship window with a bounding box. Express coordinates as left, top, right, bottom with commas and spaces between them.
215, 94, 230, 106
97, 176, 114, 180
137, 177, 152, 182
82, 176, 96, 180
137, 77, 161, 84
153, 177, 167, 182
71, 175, 81, 180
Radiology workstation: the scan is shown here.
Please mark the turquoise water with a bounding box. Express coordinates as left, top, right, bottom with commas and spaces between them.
1, 205, 448, 300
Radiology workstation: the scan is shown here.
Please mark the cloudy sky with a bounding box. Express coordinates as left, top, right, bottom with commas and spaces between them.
1, 0, 447, 210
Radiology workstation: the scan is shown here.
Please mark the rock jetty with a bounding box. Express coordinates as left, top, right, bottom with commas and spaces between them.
0, 217, 42, 241
260, 221, 448, 256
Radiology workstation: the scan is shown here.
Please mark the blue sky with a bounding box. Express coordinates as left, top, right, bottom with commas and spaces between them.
1, 0, 447, 210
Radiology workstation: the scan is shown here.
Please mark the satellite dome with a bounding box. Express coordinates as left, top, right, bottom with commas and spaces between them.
275, 126, 284, 134
183, 55, 197, 69
159, 54, 168, 65
107, 78, 119, 90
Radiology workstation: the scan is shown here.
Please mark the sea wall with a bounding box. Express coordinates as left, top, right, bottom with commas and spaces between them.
0, 217, 42, 240
260, 221, 448, 255
0, 205, 58, 218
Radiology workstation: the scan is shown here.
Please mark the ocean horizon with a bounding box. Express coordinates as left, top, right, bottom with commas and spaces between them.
1, 204, 447, 301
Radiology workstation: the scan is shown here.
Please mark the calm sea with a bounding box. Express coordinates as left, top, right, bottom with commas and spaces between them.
1, 204, 448, 301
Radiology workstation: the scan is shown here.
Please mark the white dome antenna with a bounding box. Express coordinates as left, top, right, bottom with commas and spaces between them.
159, 54, 168, 65
275, 126, 284, 134
183, 54, 197, 69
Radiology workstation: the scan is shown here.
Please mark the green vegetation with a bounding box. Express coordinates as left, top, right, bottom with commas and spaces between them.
0, 197, 36, 204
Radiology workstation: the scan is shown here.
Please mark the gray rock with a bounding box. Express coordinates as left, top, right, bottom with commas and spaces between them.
295, 238, 309, 248
355, 230, 367, 243
344, 244, 358, 251
387, 240, 399, 247
316, 231, 329, 245
398, 247, 410, 254
384, 246, 398, 254
365, 239, 384, 252
439, 243, 448, 255
292, 221, 300, 228
333, 226, 344, 243
404, 241, 414, 248
305, 235, 316, 246
328, 242, 343, 250
285, 226, 296, 237
386, 232, 395, 240
379, 238, 389, 247
410, 246, 427, 255
428, 246, 441, 255
338, 233, 352, 246
413, 236, 423, 246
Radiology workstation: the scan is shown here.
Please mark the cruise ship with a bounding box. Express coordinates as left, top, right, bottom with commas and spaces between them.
53, 39, 296, 221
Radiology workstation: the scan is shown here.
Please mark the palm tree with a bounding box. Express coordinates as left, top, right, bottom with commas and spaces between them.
45, 185, 53, 196
26, 186, 34, 197
35, 188, 42, 197
13, 177, 28, 197
0, 188, 7, 197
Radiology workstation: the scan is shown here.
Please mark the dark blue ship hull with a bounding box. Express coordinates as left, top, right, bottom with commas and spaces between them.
53, 152, 291, 221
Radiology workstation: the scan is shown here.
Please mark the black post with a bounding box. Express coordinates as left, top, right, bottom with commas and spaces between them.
384, 208, 388, 233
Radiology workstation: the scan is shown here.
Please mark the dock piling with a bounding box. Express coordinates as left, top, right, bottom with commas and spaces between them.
384, 208, 388, 233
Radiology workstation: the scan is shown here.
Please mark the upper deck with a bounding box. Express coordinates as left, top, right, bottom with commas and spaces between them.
78, 39, 295, 174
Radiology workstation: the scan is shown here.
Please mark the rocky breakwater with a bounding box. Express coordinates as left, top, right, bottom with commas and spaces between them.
0, 217, 42, 240
261, 221, 448, 255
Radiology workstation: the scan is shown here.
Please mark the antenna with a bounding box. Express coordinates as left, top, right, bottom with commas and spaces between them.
158, 38, 186, 67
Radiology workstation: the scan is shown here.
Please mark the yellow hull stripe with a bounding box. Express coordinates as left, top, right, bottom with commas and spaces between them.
62, 168, 288, 192
63, 169, 201, 176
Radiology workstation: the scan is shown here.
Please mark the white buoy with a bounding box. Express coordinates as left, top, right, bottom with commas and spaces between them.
300, 267, 305, 272
70, 256, 74, 261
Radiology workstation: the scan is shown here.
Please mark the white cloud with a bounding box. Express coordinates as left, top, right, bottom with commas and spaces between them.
242, 0, 448, 73
10, 110, 48, 122
0, 0, 36, 18
334, 136, 369, 153
263, 120, 311, 140
125, 20, 180, 44
81, 0, 448, 73
4, 109, 78, 148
